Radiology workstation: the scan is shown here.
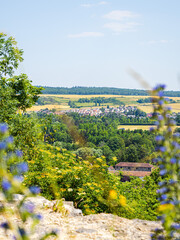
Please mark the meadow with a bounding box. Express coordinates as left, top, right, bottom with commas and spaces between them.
27, 94, 180, 113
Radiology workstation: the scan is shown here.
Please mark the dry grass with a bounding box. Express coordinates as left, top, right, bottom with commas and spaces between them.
27, 105, 70, 112
118, 125, 152, 131
118, 125, 178, 131
138, 103, 180, 113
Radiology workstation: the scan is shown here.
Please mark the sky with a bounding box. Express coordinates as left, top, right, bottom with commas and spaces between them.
1, 0, 180, 90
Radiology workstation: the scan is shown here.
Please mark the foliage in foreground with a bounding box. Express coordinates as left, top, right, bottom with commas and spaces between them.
23, 142, 160, 220
150, 85, 180, 239
0, 124, 57, 239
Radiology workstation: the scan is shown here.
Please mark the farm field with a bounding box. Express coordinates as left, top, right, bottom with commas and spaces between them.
138, 103, 180, 113
27, 104, 70, 111
27, 95, 180, 113
118, 125, 178, 131
118, 125, 152, 131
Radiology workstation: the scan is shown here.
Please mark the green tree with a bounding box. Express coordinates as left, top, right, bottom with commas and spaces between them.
126, 144, 138, 162
0, 33, 43, 120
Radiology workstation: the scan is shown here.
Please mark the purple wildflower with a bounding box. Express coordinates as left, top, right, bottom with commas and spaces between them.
164, 97, 169, 102
158, 115, 164, 121
0, 124, 8, 134
171, 223, 180, 230
29, 186, 41, 194
172, 141, 180, 149
6, 136, 13, 144
150, 127, 155, 132
161, 194, 167, 200
22, 202, 35, 213
159, 100, 164, 106
155, 136, 164, 142
158, 181, 165, 187
169, 179, 176, 185
15, 150, 23, 158
17, 162, 28, 173
159, 146, 166, 152
173, 132, 180, 138
159, 84, 166, 89
160, 169, 167, 176
0, 222, 10, 229
159, 164, 164, 169
169, 120, 176, 126
170, 158, 176, 164
2, 179, 11, 191
158, 91, 164, 97
33, 214, 42, 220
167, 127, 172, 132
0, 142, 6, 150
157, 188, 168, 194
18, 228, 26, 237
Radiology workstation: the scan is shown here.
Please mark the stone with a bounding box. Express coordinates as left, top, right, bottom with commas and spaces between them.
0, 195, 164, 240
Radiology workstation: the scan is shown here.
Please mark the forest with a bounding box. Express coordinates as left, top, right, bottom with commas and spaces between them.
41, 86, 180, 97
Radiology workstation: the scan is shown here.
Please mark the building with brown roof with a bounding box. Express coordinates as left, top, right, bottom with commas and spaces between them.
109, 162, 155, 179
114, 162, 154, 172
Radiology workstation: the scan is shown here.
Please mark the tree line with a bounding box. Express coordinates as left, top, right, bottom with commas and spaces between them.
40, 86, 180, 97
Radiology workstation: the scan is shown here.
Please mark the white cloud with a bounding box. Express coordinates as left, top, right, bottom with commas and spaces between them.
103, 10, 140, 33
104, 10, 138, 21
80, 4, 93, 8
104, 22, 139, 32
80, 1, 108, 8
98, 1, 108, 5
68, 32, 104, 38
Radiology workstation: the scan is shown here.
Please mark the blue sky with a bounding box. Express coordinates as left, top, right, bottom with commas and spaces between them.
1, 0, 180, 90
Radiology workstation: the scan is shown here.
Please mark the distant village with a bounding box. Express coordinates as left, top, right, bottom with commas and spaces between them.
38, 105, 179, 119
64, 106, 142, 117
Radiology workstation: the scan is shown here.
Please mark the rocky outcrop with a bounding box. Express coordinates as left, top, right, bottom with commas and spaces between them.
0, 195, 162, 240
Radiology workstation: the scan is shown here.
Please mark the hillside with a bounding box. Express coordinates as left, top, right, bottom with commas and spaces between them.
39, 86, 180, 97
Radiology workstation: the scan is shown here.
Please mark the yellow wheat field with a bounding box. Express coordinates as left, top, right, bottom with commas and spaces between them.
118, 125, 152, 131
27, 104, 70, 112
118, 125, 178, 131
138, 103, 180, 113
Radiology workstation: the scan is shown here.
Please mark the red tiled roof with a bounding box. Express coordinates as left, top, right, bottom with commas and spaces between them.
115, 162, 153, 168
109, 170, 152, 177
